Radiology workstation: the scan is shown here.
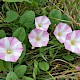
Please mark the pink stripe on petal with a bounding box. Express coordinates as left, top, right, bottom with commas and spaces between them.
58, 22, 65, 30
42, 16, 51, 25
0, 53, 5, 60
42, 33, 49, 38
75, 48, 80, 54
41, 39, 49, 46
34, 28, 42, 34
71, 31, 76, 40
75, 30, 80, 39
0, 39, 5, 48
54, 28, 58, 36
11, 38, 22, 50
66, 33, 71, 40
35, 16, 42, 23
4, 37, 10, 48
42, 24, 49, 31
59, 38, 65, 43
64, 43, 71, 51
64, 27, 72, 33
8, 37, 14, 45
29, 39, 37, 47
41, 41, 47, 46
10, 55, 19, 62
28, 32, 36, 39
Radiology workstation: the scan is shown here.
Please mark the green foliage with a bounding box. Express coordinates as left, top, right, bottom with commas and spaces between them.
3, 0, 24, 2
62, 55, 74, 61
13, 27, 26, 42
49, 48, 56, 59
39, 48, 47, 61
35, 0, 47, 5
33, 60, 38, 80
4, 10, 19, 22
22, 76, 34, 80
0, 60, 5, 71
14, 65, 27, 78
3, 0, 32, 2
0, 30, 6, 38
49, 9, 62, 26
39, 61, 49, 71
0, 0, 80, 80
39, 52, 47, 61
61, 14, 70, 21
18, 44, 26, 63
6, 71, 19, 80
3, 62, 11, 71
19, 11, 35, 28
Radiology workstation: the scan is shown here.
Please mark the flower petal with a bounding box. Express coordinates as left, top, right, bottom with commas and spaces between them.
35, 16, 51, 31
54, 22, 72, 43
28, 28, 49, 47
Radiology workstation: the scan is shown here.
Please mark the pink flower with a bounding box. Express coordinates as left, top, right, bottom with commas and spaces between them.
54, 22, 72, 43
0, 37, 23, 62
35, 16, 51, 31
28, 28, 49, 47
64, 30, 80, 54
75, 66, 80, 70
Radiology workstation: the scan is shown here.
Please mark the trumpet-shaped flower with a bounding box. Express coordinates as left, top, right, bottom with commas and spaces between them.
28, 28, 49, 47
75, 66, 80, 70
35, 16, 51, 31
53, 22, 72, 43
64, 30, 80, 54
0, 37, 23, 62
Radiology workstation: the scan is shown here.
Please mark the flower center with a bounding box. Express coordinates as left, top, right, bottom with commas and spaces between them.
58, 32, 61, 36
38, 23, 41, 27
71, 40, 75, 45
6, 49, 12, 54
36, 37, 40, 41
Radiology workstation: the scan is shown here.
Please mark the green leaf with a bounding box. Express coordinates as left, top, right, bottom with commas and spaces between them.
6, 71, 19, 80
61, 14, 70, 21
3, 0, 32, 2
13, 27, 26, 42
4, 10, 18, 22
49, 9, 62, 25
3, 0, 23, 2
24, 0, 32, 4
22, 76, 34, 80
35, 0, 47, 5
39, 52, 47, 61
49, 48, 56, 59
4, 62, 11, 71
62, 55, 74, 61
33, 60, 38, 80
0, 60, 5, 71
39, 61, 49, 71
14, 65, 27, 78
33, 68, 37, 80
19, 11, 35, 28
0, 30, 6, 38
18, 44, 26, 63
32, 1, 38, 7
